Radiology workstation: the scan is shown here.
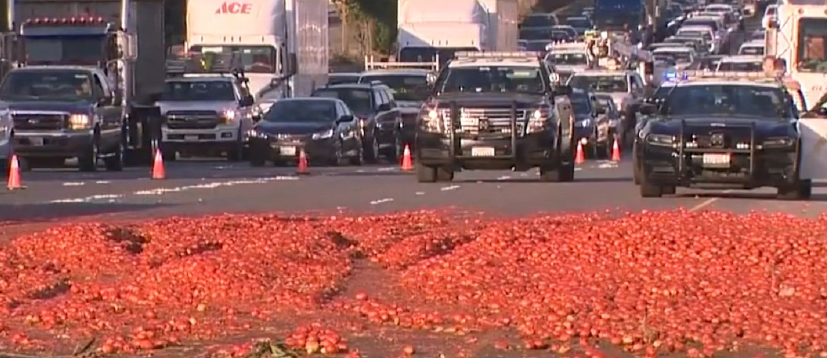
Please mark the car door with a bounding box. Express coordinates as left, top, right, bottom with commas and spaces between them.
91, 72, 121, 147
383, 88, 402, 133
372, 89, 394, 145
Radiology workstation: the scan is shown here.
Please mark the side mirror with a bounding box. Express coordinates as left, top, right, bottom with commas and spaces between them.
239, 96, 254, 107
377, 103, 391, 112
639, 103, 658, 115
337, 114, 354, 123
552, 85, 572, 97
284, 53, 298, 76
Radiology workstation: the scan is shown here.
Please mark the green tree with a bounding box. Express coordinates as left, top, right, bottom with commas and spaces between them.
331, 0, 396, 55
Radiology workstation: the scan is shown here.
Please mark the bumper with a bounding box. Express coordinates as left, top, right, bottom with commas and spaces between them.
162, 125, 242, 144
641, 145, 798, 188
415, 130, 557, 170
12, 130, 94, 158
249, 137, 337, 162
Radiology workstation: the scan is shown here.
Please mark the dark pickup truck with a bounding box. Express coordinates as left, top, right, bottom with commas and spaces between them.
3, 66, 125, 172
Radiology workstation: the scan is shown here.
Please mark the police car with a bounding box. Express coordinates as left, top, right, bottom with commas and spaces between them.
633, 70, 810, 199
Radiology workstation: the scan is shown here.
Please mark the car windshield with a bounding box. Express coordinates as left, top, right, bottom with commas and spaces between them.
683, 20, 717, 31
655, 51, 692, 63
595, 96, 614, 110
796, 18, 827, 73
653, 85, 675, 100
717, 61, 763, 72
161, 80, 236, 101
24, 36, 105, 65
328, 75, 360, 85
546, 53, 588, 65
359, 74, 430, 101
739, 46, 764, 55
0, 70, 96, 101
569, 75, 627, 92
519, 28, 552, 40
189, 45, 276, 74
665, 84, 792, 118
312, 88, 373, 115
522, 15, 556, 27
566, 18, 591, 28
263, 100, 336, 122
437, 66, 546, 94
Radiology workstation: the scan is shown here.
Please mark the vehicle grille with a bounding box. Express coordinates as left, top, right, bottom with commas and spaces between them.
685, 129, 752, 149
165, 110, 221, 130
438, 107, 528, 135
12, 113, 66, 130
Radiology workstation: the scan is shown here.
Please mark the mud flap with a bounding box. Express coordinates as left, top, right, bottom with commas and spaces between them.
799, 118, 827, 179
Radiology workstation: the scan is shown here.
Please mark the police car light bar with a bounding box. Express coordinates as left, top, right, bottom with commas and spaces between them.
663, 70, 783, 83
454, 51, 543, 59
24, 16, 106, 25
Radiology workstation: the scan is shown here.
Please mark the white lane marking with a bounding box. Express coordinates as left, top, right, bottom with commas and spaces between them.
575, 167, 583, 171
95, 181, 111, 184
133, 177, 298, 195
598, 162, 619, 169
62, 182, 85, 186
48, 176, 298, 203
497, 175, 511, 180
376, 167, 396, 172
441, 185, 461, 191
370, 198, 394, 205
688, 189, 734, 212
415, 191, 425, 196
50, 194, 123, 203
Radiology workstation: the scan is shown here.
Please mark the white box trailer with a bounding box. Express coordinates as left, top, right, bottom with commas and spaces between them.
186, 0, 328, 99
397, 0, 518, 62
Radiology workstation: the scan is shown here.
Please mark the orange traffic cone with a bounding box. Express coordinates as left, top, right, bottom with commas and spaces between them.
611, 137, 621, 162
575, 141, 585, 164
401, 145, 413, 171
296, 148, 309, 175
151, 148, 166, 180
6, 154, 23, 190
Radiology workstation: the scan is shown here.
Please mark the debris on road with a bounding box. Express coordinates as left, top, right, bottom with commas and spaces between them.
0, 210, 826, 357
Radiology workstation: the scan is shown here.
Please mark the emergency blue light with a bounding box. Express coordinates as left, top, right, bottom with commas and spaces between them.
663, 71, 677, 81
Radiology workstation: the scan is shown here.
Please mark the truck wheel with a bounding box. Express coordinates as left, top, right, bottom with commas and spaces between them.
639, 175, 663, 198
104, 142, 124, 172
161, 148, 177, 162
249, 153, 266, 167
227, 138, 246, 162
436, 166, 454, 182
416, 162, 437, 183
363, 135, 379, 164
78, 137, 99, 172
777, 179, 812, 200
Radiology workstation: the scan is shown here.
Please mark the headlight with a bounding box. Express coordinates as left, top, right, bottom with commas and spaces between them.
646, 133, 675, 146
575, 118, 592, 128
220, 109, 237, 123
527, 107, 550, 133
420, 108, 442, 132
246, 128, 267, 138
312, 129, 334, 140
68, 114, 92, 129
762, 137, 794, 147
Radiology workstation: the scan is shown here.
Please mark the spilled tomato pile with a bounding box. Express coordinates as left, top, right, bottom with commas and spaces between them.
1, 210, 827, 357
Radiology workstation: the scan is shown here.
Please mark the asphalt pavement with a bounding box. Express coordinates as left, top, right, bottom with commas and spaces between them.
0, 151, 823, 225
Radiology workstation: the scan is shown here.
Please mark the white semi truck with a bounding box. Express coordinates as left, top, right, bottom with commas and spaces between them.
396, 0, 519, 63
765, 0, 827, 180
185, 0, 329, 100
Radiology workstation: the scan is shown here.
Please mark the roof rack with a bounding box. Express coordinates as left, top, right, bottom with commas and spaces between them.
165, 52, 247, 80
681, 70, 784, 81
364, 55, 439, 72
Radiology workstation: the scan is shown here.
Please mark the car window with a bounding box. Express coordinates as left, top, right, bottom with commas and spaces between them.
373, 89, 385, 108
91, 74, 105, 98
312, 88, 374, 116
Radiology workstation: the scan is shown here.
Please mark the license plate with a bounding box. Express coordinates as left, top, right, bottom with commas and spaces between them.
27, 137, 43, 146
702, 153, 731, 167
471, 147, 495, 157
184, 135, 199, 142
460, 117, 479, 127
280, 146, 296, 156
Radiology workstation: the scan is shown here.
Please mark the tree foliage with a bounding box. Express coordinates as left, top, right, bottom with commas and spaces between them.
331, 0, 396, 55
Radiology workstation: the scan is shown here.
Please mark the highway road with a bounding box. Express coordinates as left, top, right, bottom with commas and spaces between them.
0, 153, 823, 226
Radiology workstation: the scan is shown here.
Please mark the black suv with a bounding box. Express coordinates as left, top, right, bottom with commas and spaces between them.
311, 83, 400, 162
415, 51, 576, 182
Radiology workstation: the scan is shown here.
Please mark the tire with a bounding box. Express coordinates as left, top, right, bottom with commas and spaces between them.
249, 153, 266, 167
639, 175, 663, 198
540, 162, 575, 182
777, 179, 812, 200
161, 148, 177, 162
226, 140, 245, 162
436, 166, 454, 182
103, 141, 124, 172
363, 135, 379, 164
416, 162, 437, 183
632, 148, 642, 185
78, 137, 99, 172
329, 140, 344, 166
349, 144, 363, 166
